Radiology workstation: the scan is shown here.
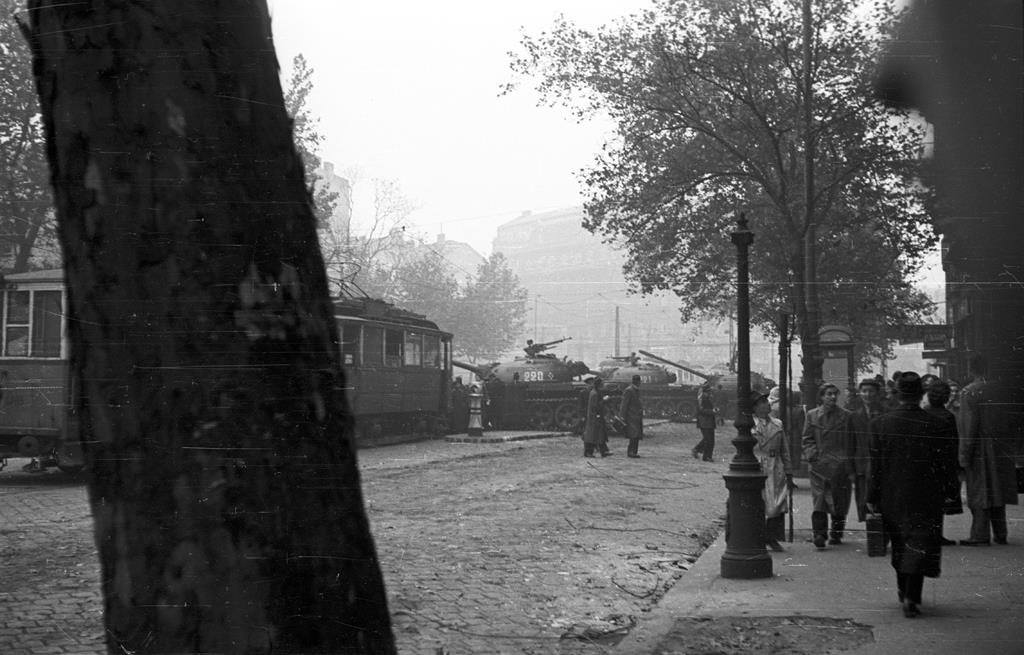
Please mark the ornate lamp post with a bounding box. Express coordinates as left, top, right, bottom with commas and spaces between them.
720, 213, 772, 579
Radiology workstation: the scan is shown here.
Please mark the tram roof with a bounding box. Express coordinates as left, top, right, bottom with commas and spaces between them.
333, 296, 446, 333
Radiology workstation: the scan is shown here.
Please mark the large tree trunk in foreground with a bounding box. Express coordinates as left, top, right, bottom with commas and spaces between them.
23, 2, 395, 653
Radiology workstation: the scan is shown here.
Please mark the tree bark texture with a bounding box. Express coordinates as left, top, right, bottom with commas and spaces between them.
23, 2, 396, 653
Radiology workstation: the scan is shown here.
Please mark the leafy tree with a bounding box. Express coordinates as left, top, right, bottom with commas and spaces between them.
23, 1, 395, 652
356, 250, 528, 363
368, 249, 461, 321
323, 176, 419, 297
0, 0, 58, 271
283, 53, 339, 227
456, 252, 529, 362
508, 0, 935, 387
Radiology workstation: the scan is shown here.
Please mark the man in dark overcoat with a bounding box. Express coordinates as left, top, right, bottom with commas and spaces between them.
583, 377, 611, 458
574, 376, 594, 436
957, 354, 1019, 545
693, 383, 717, 461
850, 378, 885, 522
802, 383, 855, 548
867, 372, 959, 618
619, 375, 644, 458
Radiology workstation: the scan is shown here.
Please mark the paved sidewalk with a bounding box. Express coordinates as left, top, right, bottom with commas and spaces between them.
615, 484, 1024, 655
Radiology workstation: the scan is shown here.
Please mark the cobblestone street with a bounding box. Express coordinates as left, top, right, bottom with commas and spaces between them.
0, 422, 728, 654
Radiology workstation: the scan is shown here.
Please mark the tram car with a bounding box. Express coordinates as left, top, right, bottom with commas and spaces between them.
0, 269, 82, 473
334, 296, 453, 441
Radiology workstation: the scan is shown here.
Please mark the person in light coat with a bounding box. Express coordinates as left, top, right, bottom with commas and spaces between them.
752, 393, 792, 551
802, 383, 855, 548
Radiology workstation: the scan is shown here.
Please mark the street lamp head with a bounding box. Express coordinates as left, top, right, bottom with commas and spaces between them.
731, 212, 754, 248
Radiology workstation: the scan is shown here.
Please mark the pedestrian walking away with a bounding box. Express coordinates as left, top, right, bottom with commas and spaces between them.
693, 382, 717, 461
868, 372, 959, 619
619, 374, 644, 458
583, 377, 612, 458
957, 354, 1019, 546
802, 383, 855, 548
752, 393, 792, 551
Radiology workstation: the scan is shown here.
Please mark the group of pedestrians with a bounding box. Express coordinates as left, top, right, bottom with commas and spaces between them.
574, 356, 1017, 621
798, 354, 1019, 619
579, 374, 645, 458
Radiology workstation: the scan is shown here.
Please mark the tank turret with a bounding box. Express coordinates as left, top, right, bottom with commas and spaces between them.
597, 351, 677, 385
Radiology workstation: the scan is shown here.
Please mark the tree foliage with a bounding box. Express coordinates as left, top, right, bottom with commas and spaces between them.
457, 252, 529, 362
508, 0, 935, 374
359, 250, 528, 363
0, 0, 58, 271
283, 53, 339, 227
322, 176, 418, 297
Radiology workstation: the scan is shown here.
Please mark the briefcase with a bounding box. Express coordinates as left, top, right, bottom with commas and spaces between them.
866, 513, 886, 557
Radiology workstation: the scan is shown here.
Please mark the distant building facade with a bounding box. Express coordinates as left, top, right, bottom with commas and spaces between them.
492, 206, 777, 377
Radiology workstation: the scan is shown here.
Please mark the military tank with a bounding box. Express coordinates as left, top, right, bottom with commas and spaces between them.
453, 337, 591, 431
596, 351, 700, 421
637, 349, 769, 422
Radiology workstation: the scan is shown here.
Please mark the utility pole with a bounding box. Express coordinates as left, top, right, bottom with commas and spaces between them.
614, 305, 621, 357
534, 295, 539, 341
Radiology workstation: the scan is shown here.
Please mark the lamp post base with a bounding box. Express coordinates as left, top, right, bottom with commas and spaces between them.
720, 469, 773, 579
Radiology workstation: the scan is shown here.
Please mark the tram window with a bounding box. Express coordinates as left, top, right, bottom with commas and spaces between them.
340, 324, 360, 366
423, 334, 441, 368
4, 291, 30, 357
404, 332, 422, 367
384, 328, 403, 367
363, 326, 383, 367
32, 291, 62, 358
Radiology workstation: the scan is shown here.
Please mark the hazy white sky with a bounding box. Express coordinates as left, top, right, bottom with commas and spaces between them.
266, 1, 942, 284
267, 1, 649, 256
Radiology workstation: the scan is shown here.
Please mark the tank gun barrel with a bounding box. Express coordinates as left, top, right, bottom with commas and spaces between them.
524, 336, 572, 356
452, 360, 491, 378
537, 336, 571, 347
637, 349, 713, 382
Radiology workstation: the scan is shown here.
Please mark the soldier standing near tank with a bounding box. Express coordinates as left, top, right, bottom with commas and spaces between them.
583, 377, 612, 458
619, 375, 644, 458
693, 382, 717, 461
575, 376, 594, 436
484, 374, 505, 430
